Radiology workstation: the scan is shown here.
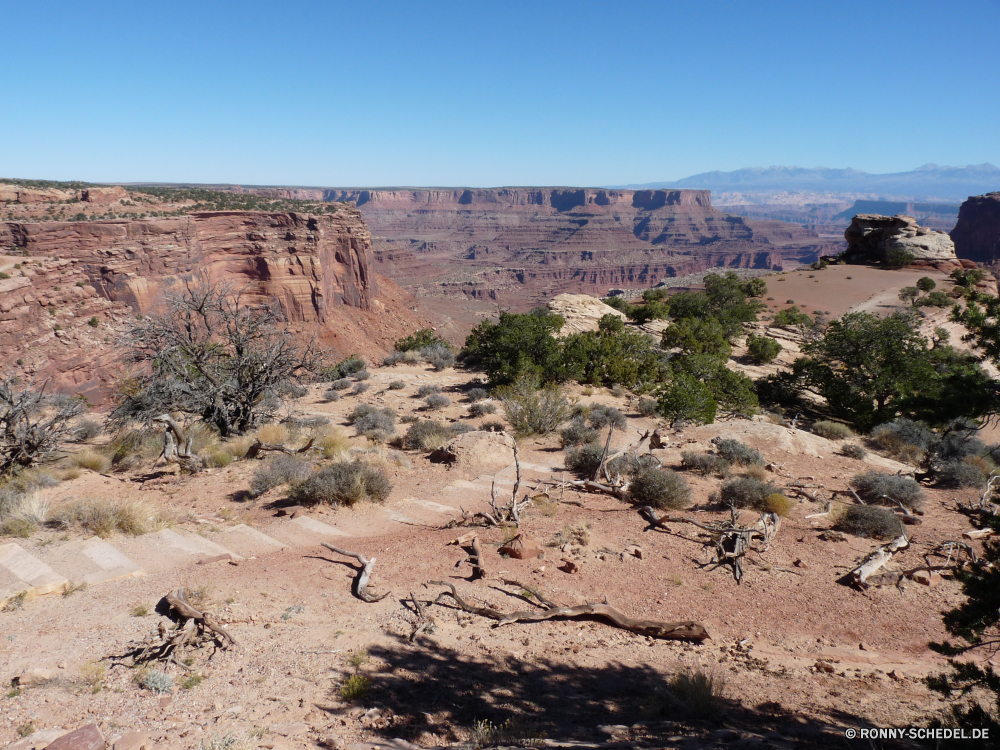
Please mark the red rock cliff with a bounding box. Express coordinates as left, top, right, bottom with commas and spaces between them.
952, 192, 1000, 264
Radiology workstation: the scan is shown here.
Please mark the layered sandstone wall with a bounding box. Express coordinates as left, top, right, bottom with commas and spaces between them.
951, 192, 1000, 264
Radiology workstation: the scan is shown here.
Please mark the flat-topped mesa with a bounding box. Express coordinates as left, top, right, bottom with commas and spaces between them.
951, 192, 1000, 265
844, 214, 959, 265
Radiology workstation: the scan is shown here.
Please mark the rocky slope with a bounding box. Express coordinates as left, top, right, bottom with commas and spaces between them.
951, 192, 1000, 264
308, 188, 838, 307
0, 209, 425, 401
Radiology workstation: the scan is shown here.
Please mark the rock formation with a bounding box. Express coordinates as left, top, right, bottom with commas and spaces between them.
844, 214, 959, 266
80, 186, 128, 203
546, 293, 627, 335
951, 192, 1000, 264
0, 184, 76, 203
320, 188, 838, 307
0, 209, 425, 401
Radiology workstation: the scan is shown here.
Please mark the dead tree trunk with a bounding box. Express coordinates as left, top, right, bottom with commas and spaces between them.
321, 543, 389, 602
849, 534, 909, 587
153, 415, 205, 473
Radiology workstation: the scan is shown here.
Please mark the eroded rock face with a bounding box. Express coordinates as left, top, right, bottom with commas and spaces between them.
546, 293, 627, 335
81, 186, 128, 203
951, 192, 1000, 264
844, 214, 957, 262
0, 183, 76, 203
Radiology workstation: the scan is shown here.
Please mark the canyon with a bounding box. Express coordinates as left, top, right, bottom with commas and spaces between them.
0, 208, 425, 401
226, 187, 839, 308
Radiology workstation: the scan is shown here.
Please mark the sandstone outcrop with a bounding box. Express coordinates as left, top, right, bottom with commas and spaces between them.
546, 293, 627, 335
81, 186, 128, 203
0, 183, 75, 203
951, 192, 1000, 264
0, 209, 426, 401
844, 214, 958, 264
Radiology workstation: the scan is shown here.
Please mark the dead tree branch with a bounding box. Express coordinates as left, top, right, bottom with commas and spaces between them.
153, 414, 205, 473
849, 534, 909, 587
320, 543, 389, 602
476, 438, 530, 526
242, 437, 315, 460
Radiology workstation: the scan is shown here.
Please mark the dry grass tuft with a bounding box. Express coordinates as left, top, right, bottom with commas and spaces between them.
50, 496, 167, 538
317, 427, 351, 458
254, 422, 288, 446
72, 450, 110, 473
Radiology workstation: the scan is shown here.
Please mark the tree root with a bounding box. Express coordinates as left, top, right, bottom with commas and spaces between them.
321, 543, 390, 602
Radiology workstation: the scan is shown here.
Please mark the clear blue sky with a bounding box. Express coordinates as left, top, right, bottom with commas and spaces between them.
2, 0, 997, 187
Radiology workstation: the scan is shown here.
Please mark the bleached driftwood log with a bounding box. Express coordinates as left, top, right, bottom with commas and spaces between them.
153, 415, 205, 472
321, 543, 389, 602
850, 534, 909, 586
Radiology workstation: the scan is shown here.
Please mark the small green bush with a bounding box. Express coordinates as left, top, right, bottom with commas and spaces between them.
719, 476, 779, 511
565, 443, 604, 478
627, 467, 691, 509
811, 420, 853, 440
712, 438, 763, 466
746, 333, 782, 364
850, 471, 924, 509
87, 317, 99, 328
681, 452, 730, 477
496, 375, 569, 437
773, 306, 813, 326
841, 443, 867, 460
469, 402, 496, 418
835, 505, 903, 540
395, 328, 445, 352
404, 420, 450, 451
656, 374, 717, 425
421, 343, 456, 371
424, 393, 451, 410
290, 462, 392, 506
560, 418, 599, 447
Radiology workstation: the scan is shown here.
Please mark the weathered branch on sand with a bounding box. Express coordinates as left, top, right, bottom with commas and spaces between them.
849, 534, 909, 587
321, 543, 390, 602
116, 587, 236, 670
477, 437, 530, 526
407, 591, 435, 642
153, 414, 205, 473
427, 580, 710, 642
242, 437, 315, 460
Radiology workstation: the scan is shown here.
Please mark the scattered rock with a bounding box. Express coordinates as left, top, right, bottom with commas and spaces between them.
275, 506, 306, 518
559, 558, 580, 574
814, 661, 836, 674
44, 724, 106, 750
196, 553, 235, 565
817, 530, 847, 542
319, 737, 345, 749
15, 666, 60, 687
845, 214, 957, 262
6, 729, 67, 750
112, 732, 150, 750
158, 694, 173, 708
499, 534, 543, 560
793, 559, 808, 569
912, 570, 942, 587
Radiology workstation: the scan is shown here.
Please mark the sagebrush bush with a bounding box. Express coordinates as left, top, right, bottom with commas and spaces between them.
50, 496, 162, 537
681, 452, 730, 477
424, 394, 451, 410
850, 471, 924, 509
417, 384, 441, 398
835, 504, 903, 540
290, 461, 392, 506
421, 343, 456, 371
352, 407, 396, 437
469, 402, 496, 418
404, 420, 450, 451
638, 398, 658, 417
719, 476, 779, 511
329, 378, 352, 392
588, 404, 627, 430
627, 467, 691, 509
382, 351, 405, 367
448, 422, 475, 437
712, 438, 763, 466
869, 419, 934, 451
565, 443, 604, 478
560, 418, 600, 447
250, 454, 311, 497
811, 420, 853, 440
74, 420, 102, 442
322, 388, 342, 403
496, 375, 569, 437
351, 382, 370, 395
841, 443, 867, 460
938, 460, 988, 489
466, 387, 490, 402
389, 380, 406, 390
933, 420, 985, 462
354, 369, 370, 381
480, 420, 505, 433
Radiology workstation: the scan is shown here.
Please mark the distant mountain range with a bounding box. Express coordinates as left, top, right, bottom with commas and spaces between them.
617, 164, 1000, 202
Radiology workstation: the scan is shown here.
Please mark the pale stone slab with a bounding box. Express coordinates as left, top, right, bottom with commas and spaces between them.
290, 516, 349, 537
403, 497, 459, 513
35, 537, 144, 586
112, 528, 240, 573
217, 523, 287, 557
0, 543, 67, 599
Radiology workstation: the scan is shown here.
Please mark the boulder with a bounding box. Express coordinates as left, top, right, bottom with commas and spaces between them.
844, 214, 957, 262
429, 430, 513, 476
43, 724, 105, 750
6, 729, 68, 750
499, 534, 543, 560
546, 293, 627, 336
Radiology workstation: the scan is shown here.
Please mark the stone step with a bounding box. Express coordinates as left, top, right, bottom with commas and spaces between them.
0, 543, 68, 605
111, 528, 240, 574
212, 524, 286, 558
402, 496, 462, 515
33, 537, 144, 586
262, 515, 350, 547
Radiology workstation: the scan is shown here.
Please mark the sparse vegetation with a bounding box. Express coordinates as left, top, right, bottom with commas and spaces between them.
50, 496, 164, 537
424, 393, 451, 410
250, 454, 311, 497
834, 504, 903, 540
72, 449, 110, 473
290, 461, 392, 506
340, 674, 370, 701
850, 471, 924, 509
712, 438, 763, 466
627, 467, 691, 509
496, 375, 569, 436
680, 452, 730, 477
811, 420, 853, 440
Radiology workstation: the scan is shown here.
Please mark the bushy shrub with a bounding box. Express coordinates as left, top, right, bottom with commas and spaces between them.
469, 402, 497, 418
354, 369, 370, 381
329, 378, 352, 391
638, 398, 658, 417
290, 461, 391, 506
416, 384, 441, 398
560, 418, 600, 447
480, 420, 505, 433
448, 422, 475, 437
656, 374, 717, 425
322, 388, 342, 402
598, 313, 624, 333
395, 328, 446, 352
424, 394, 451, 410
719, 476, 779, 511
588, 404, 627, 431
404, 420, 450, 451
466, 387, 490, 402
627, 467, 691, 509
351, 382, 370, 395
835, 505, 903, 540
250, 454, 311, 497
352, 407, 396, 437
869, 419, 934, 451
388, 380, 406, 390
850, 471, 924, 509
746, 333, 782, 364
712, 438, 763, 466
841, 443, 867, 460
382, 351, 405, 367
773, 306, 813, 326
681, 452, 730, 477
812, 420, 853, 440
565, 443, 604, 478
139, 669, 174, 693
323, 357, 366, 381
762, 493, 794, 516
74, 420, 102, 442
421, 343, 456, 371
938, 460, 988, 489
496, 375, 569, 437
933, 420, 985, 463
